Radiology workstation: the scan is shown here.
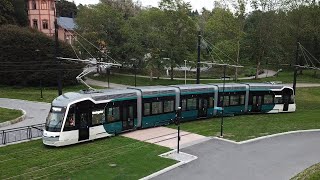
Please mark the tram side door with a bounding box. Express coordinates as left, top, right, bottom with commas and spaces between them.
283, 95, 289, 112
122, 104, 134, 131
77, 102, 91, 141
198, 97, 208, 118
252, 95, 262, 112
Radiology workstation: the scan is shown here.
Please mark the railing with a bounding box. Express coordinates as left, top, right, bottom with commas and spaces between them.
0, 123, 45, 145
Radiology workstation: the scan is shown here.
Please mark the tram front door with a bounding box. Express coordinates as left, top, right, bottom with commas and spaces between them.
78, 110, 90, 141
122, 105, 134, 131
252, 95, 262, 112
198, 98, 208, 118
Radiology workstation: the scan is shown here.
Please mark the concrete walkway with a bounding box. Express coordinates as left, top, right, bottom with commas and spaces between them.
85, 78, 130, 89
0, 98, 50, 130
113, 69, 277, 81
153, 131, 320, 180
122, 127, 207, 149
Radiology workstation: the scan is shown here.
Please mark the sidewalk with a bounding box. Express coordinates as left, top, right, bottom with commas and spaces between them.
121, 127, 207, 149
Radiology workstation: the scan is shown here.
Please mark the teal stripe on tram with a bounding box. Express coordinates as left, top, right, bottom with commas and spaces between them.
104, 121, 122, 134
142, 113, 175, 128
181, 110, 198, 121
143, 94, 176, 98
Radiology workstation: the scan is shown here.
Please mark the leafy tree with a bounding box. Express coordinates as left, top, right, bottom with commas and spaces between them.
56, 0, 77, 17
0, 25, 83, 86
75, 3, 126, 62
12, 0, 28, 26
0, 0, 15, 25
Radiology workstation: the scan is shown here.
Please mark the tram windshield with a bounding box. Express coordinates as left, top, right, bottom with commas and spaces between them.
45, 107, 66, 132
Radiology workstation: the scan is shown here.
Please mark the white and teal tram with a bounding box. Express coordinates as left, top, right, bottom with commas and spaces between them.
43, 83, 296, 146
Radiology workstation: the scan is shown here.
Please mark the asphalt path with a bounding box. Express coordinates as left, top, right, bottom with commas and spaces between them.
154, 131, 320, 180
0, 98, 50, 130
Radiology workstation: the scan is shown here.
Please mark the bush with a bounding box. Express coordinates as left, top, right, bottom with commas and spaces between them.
0, 25, 83, 86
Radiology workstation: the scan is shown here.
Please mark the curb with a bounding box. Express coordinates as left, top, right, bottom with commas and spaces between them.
211, 129, 320, 145
140, 150, 198, 180
0, 108, 26, 128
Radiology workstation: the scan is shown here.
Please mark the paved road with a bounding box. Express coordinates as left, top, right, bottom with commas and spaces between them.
154, 131, 320, 180
0, 98, 50, 130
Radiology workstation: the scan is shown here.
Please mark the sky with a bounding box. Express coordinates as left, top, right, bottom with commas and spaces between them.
70, 0, 215, 12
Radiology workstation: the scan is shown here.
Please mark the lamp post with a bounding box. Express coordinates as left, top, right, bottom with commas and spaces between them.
131, 58, 137, 87
184, 60, 187, 85
200, 62, 243, 138
35, 49, 43, 99
220, 65, 227, 137
54, 0, 62, 96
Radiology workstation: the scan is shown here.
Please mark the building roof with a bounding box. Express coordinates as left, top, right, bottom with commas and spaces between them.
57, 17, 76, 30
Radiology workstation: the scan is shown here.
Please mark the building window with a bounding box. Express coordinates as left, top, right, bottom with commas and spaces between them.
42, 20, 48, 29
41, 0, 48, 9
33, 19, 38, 29
32, 0, 37, 9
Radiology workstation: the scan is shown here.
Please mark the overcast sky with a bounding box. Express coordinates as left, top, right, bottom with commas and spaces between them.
70, 0, 214, 12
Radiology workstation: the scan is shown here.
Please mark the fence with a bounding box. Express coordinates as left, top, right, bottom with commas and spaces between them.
0, 123, 45, 145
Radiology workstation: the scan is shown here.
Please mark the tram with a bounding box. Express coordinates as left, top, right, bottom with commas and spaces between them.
43, 83, 296, 146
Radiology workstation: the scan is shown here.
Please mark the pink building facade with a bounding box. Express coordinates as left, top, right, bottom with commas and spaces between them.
27, 0, 75, 44
28, 0, 55, 37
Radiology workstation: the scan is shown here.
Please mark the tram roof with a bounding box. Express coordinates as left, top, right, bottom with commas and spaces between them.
244, 83, 287, 90
52, 89, 138, 107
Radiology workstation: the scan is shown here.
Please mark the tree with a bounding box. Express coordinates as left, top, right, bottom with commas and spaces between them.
75, 3, 126, 61
0, 25, 83, 86
0, 0, 15, 25
12, 0, 28, 26
56, 0, 78, 17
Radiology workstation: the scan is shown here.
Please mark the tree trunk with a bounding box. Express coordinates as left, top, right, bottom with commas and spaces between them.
150, 70, 153, 81
255, 61, 261, 79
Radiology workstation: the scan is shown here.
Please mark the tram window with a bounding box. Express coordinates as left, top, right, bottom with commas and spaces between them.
164, 100, 174, 113
107, 107, 120, 122
230, 95, 239, 106
129, 106, 134, 119
274, 97, 283, 104
181, 99, 187, 111
92, 110, 105, 125
209, 97, 214, 108
152, 101, 163, 114
144, 103, 151, 116
64, 106, 76, 131
187, 98, 197, 110
223, 96, 230, 107
264, 95, 274, 104
290, 95, 295, 104
240, 95, 245, 105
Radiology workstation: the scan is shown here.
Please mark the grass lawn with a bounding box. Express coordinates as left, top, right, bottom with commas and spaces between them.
0, 85, 103, 103
169, 87, 320, 142
91, 69, 320, 86
291, 163, 320, 180
0, 108, 23, 123
0, 137, 176, 179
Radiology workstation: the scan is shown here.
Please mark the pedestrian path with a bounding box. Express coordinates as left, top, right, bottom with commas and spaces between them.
122, 127, 207, 149
0, 98, 50, 130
